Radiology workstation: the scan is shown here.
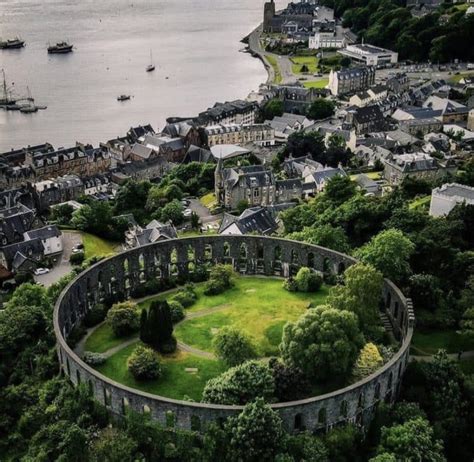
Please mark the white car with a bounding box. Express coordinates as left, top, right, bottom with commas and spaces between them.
72, 248, 84, 254
34, 268, 50, 276
183, 208, 193, 218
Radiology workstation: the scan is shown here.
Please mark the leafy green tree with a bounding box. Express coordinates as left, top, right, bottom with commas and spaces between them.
224, 398, 284, 462
324, 175, 356, 206
260, 98, 284, 121
202, 360, 275, 405
408, 273, 443, 312
204, 264, 235, 295
127, 345, 162, 380
355, 229, 415, 282
160, 199, 184, 225
114, 179, 152, 222
168, 300, 185, 323
323, 424, 363, 462
286, 431, 329, 461
284, 131, 326, 163
236, 199, 249, 214
139, 309, 151, 344
213, 327, 257, 367
280, 305, 364, 381
6, 282, 51, 313
190, 211, 200, 230
307, 98, 335, 121
294, 267, 323, 292
106, 301, 139, 337
71, 201, 114, 238
353, 343, 383, 380
328, 263, 383, 329
269, 357, 310, 401
288, 224, 350, 253
376, 417, 445, 462
144, 301, 176, 353
90, 427, 138, 462
369, 454, 396, 462
50, 203, 74, 225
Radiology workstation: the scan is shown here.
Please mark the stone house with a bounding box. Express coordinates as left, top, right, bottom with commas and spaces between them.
219, 207, 278, 235
327, 67, 376, 96
429, 183, 474, 217
204, 124, 275, 147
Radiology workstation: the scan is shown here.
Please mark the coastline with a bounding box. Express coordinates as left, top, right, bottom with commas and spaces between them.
243, 23, 274, 86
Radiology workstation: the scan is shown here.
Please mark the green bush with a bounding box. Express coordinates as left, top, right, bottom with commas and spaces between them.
295, 267, 323, 292
213, 327, 257, 367
83, 351, 106, 366
127, 345, 162, 380
83, 304, 107, 327
283, 277, 298, 292
106, 301, 139, 337
168, 300, 185, 323
69, 252, 85, 266
171, 285, 197, 308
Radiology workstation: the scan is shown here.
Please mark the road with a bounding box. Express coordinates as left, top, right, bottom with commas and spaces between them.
34, 231, 82, 287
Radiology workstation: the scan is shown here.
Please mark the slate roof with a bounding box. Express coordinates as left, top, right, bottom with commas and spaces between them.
1, 238, 43, 270
130, 143, 154, 160
24, 225, 61, 241
386, 153, 439, 172
183, 145, 214, 164
434, 183, 474, 201
353, 105, 385, 125
0, 204, 36, 245
219, 207, 278, 235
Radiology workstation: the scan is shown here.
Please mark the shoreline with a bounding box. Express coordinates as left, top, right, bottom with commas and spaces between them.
242, 23, 274, 86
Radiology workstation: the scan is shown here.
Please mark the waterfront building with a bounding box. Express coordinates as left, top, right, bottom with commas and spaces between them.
338, 43, 398, 67
309, 32, 345, 50
327, 66, 376, 96
204, 124, 275, 147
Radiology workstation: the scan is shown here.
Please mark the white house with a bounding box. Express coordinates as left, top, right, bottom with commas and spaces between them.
429, 183, 474, 217
24, 225, 63, 256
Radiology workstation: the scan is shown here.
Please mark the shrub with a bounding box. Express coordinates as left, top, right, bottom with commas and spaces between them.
127, 345, 161, 380
83, 351, 106, 366
283, 277, 298, 292
202, 360, 275, 405
204, 264, 235, 296
140, 301, 176, 353
106, 301, 139, 337
269, 357, 310, 402
203, 278, 227, 295
353, 343, 384, 380
213, 327, 257, 367
171, 285, 196, 308
295, 267, 323, 292
168, 300, 185, 323
83, 304, 107, 327
69, 252, 85, 266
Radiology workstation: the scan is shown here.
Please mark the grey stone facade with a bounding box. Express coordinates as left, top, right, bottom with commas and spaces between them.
54, 236, 414, 433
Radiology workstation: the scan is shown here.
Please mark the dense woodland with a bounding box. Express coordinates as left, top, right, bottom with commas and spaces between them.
320, 0, 474, 62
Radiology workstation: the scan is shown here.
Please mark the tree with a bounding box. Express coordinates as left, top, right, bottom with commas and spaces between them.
50, 203, 74, 225
236, 199, 249, 214
168, 300, 185, 323
280, 305, 364, 381
376, 417, 445, 462
139, 309, 151, 344
408, 273, 443, 312
202, 360, 275, 405
286, 432, 329, 461
324, 175, 356, 206
224, 398, 284, 462
307, 98, 335, 121
160, 199, 184, 225
327, 263, 383, 330
142, 301, 176, 353
127, 345, 162, 380
323, 424, 363, 462
114, 179, 152, 222
294, 267, 323, 292
269, 357, 310, 401
6, 282, 51, 313
71, 201, 114, 238
355, 229, 415, 282
106, 301, 139, 337
353, 343, 383, 380
460, 307, 474, 342
90, 427, 138, 462
260, 98, 284, 121
204, 264, 235, 295
287, 224, 350, 253
340, 57, 351, 67
190, 211, 200, 230
284, 131, 326, 162
213, 327, 257, 367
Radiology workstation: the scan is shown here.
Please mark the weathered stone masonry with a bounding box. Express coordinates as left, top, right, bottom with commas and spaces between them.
54, 236, 414, 433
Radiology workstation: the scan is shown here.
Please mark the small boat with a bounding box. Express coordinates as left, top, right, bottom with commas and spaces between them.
0, 38, 25, 49
47, 41, 73, 54
117, 94, 131, 101
146, 50, 155, 72
20, 104, 38, 113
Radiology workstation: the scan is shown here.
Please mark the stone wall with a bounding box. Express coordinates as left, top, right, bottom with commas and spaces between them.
54, 236, 414, 433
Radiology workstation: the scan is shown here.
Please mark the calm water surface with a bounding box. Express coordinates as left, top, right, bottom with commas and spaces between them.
0, 0, 285, 151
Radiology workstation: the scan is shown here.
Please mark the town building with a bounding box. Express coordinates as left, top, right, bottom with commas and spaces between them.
346, 105, 386, 134
204, 124, 275, 147
383, 153, 455, 185
219, 207, 278, 235
0, 203, 38, 246
338, 43, 398, 67
349, 85, 388, 107
265, 113, 312, 141
309, 32, 345, 50
197, 100, 259, 126
327, 67, 376, 96
429, 183, 474, 217
214, 162, 302, 210
125, 220, 178, 248
24, 225, 63, 257
422, 96, 469, 124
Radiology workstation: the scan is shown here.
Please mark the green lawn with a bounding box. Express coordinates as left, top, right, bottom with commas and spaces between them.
199, 193, 216, 208
291, 56, 319, 74
84, 323, 137, 354
411, 329, 474, 356
448, 71, 474, 84
80, 232, 117, 259
96, 342, 227, 401
303, 79, 329, 89
266, 54, 282, 84
174, 277, 329, 356
460, 358, 474, 375
409, 195, 430, 210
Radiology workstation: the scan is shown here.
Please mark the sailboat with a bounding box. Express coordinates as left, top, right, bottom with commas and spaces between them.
0, 69, 17, 108
146, 50, 155, 72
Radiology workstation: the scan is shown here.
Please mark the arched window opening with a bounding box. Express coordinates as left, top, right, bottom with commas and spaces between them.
338, 262, 346, 275
294, 413, 304, 431
166, 410, 176, 428
318, 408, 327, 424
307, 252, 315, 268
340, 400, 348, 417
191, 415, 201, 432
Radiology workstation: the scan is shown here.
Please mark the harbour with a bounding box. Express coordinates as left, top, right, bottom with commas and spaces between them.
0, 0, 286, 151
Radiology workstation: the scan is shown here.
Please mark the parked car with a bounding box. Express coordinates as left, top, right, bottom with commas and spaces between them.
34, 268, 50, 276
72, 248, 84, 254
181, 199, 191, 207
183, 208, 193, 218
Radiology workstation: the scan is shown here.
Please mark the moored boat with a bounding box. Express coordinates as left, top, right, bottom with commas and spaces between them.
146, 50, 155, 72
0, 38, 25, 49
117, 94, 131, 101
47, 41, 73, 54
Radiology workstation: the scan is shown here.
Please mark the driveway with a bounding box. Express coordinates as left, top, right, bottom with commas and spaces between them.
34, 231, 82, 287
188, 199, 221, 224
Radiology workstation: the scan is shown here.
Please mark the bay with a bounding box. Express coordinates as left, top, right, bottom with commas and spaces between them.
0, 0, 285, 151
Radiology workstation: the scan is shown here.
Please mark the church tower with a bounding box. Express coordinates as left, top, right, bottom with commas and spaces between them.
263, 0, 275, 33
214, 157, 224, 205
